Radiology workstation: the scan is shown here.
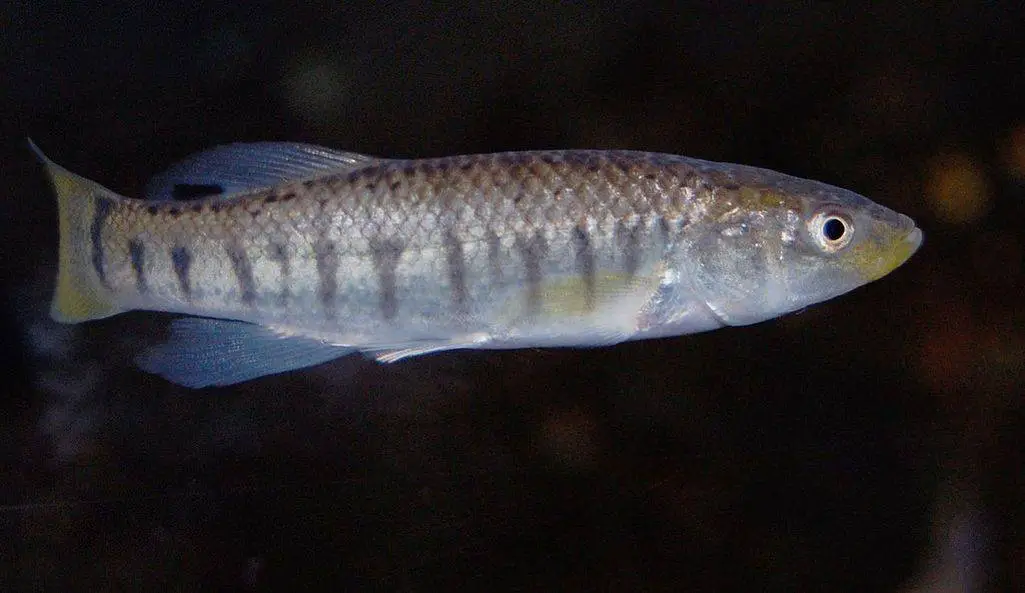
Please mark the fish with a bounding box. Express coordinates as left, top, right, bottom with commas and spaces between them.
31, 140, 922, 388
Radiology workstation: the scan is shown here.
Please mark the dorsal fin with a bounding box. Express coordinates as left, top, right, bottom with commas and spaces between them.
145, 142, 379, 201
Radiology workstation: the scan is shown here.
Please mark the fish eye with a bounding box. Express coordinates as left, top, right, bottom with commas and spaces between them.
809, 211, 853, 252
823, 217, 846, 241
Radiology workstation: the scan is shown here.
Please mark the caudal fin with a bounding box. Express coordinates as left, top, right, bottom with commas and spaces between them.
30, 139, 126, 323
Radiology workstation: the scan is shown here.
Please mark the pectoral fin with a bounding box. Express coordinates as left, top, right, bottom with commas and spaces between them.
362, 333, 492, 363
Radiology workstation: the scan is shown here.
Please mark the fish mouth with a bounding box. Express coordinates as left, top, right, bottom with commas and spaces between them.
903, 225, 924, 262
852, 216, 924, 282
895, 213, 924, 265
885, 224, 923, 274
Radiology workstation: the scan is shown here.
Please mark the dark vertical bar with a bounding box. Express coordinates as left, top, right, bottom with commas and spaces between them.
616, 218, 644, 278
315, 239, 338, 318
128, 238, 147, 294
267, 242, 290, 308
573, 225, 596, 312
657, 215, 687, 251
171, 246, 192, 300
657, 216, 671, 250
89, 199, 112, 288
517, 231, 547, 316
444, 229, 468, 313
226, 244, 257, 306
372, 239, 404, 321
487, 229, 502, 287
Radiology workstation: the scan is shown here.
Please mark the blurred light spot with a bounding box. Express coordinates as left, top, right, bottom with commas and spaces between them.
971, 231, 1022, 288
1001, 123, 1025, 180
899, 509, 987, 593
916, 289, 1025, 399
536, 407, 598, 471
855, 65, 931, 134
979, 330, 1025, 402
195, 27, 252, 85
26, 320, 78, 359
281, 55, 352, 128
924, 154, 990, 224
37, 369, 100, 461
243, 556, 264, 588
916, 304, 975, 395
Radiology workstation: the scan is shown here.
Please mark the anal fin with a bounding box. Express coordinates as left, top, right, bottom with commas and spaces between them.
137, 317, 354, 388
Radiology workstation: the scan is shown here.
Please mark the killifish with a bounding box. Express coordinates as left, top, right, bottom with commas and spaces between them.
32, 141, 922, 388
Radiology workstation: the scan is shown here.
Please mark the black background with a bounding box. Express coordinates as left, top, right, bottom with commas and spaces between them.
2, 2, 1023, 591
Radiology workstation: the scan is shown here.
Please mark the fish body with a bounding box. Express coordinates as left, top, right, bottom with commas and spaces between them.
33, 142, 922, 387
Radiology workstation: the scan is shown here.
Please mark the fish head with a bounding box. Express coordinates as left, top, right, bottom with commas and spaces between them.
680, 166, 923, 326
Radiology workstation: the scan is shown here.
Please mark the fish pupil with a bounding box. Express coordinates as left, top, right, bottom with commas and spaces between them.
823, 217, 846, 241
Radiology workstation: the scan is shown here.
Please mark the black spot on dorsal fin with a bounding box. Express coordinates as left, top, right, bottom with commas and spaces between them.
172, 183, 224, 201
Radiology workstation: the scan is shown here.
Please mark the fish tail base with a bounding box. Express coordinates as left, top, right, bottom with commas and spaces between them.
31, 140, 125, 323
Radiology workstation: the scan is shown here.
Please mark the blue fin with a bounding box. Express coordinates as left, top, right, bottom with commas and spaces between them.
136, 317, 354, 388
145, 142, 378, 201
